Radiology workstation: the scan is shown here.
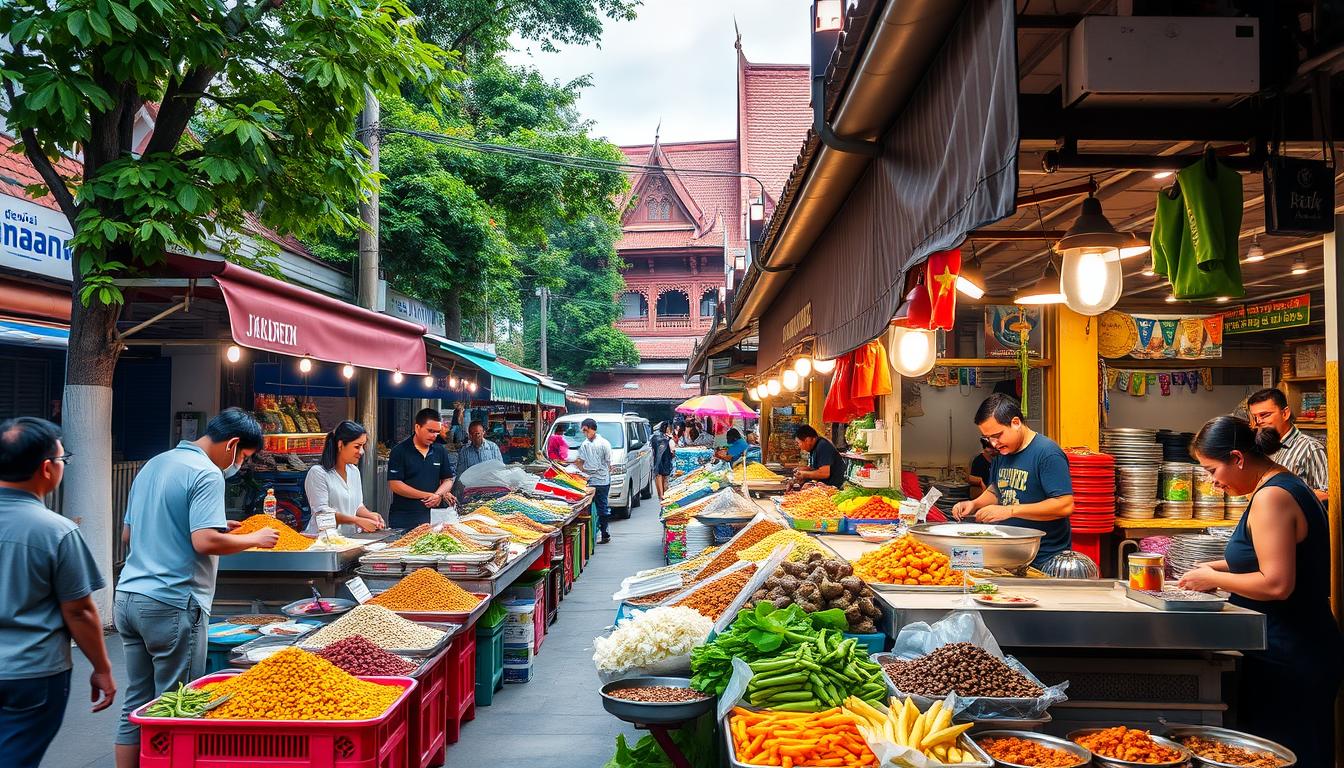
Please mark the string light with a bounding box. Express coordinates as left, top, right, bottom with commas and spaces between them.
793, 357, 812, 377
392, 371, 404, 384
225, 345, 241, 363
812, 358, 836, 375
299, 357, 312, 373
342, 364, 354, 379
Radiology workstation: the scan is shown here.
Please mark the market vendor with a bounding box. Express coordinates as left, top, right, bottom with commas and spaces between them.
967, 438, 996, 497
714, 428, 749, 464
303, 421, 385, 534
950, 394, 1073, 567
1177, 415, 1341, 766
792, 425, 846, 489
386, 408, 457, 529
1245, 388, 1328, 503
452, 421, 503, 497
745, 431, 763, 463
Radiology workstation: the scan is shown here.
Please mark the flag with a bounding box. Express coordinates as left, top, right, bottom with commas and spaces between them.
924, 249, 961, 330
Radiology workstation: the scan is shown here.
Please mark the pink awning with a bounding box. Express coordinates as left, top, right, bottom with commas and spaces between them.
214, 262, 428, 374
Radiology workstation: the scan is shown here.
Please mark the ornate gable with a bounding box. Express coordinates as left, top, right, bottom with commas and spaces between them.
620, 139, 708, 235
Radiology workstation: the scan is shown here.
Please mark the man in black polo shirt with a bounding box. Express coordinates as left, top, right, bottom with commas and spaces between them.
792, 424, 846, 489
386, 408, 457, 529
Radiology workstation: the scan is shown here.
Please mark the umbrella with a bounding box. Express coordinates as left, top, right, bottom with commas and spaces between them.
675, 394, 759, 419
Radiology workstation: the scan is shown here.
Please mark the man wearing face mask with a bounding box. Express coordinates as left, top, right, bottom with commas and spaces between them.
114, 408, 277, 768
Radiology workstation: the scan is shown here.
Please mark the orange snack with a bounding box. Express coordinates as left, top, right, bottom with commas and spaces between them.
730, 706, 877, 768
1073, 727, 1185, 764
696, 520, 785, 579
368, 568, 482, 612
980, 736, 1083, 767
389, 524, 432, 548
229, 514, 314, 551
671, 565, 756, 619
852, 535, 965, 586
780, 485, 839, 520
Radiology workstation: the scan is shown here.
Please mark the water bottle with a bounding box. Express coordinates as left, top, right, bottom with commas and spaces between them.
263, 488, 278, 518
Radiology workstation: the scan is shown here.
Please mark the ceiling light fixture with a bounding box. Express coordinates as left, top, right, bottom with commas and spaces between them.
1291, 254, 1308, 275
298, 357, 312, 374
782, 369, 801, 391
793, 357, 812, 377
955, 248, 986, 300
1013, 260, 1066, 305
392, 371, 404, 384
225, 345, 241, 363
889, 325, 937, 378
812, 358, 836, 375
342, 364, 354, 379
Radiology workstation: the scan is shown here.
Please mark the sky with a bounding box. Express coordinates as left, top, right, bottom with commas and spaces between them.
504, 0, 814, 147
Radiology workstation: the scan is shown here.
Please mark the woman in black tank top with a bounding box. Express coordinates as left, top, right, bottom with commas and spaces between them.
1178, 416, 1341, 765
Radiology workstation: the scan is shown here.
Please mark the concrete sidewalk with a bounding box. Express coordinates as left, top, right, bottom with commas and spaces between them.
42, 502, 666, 768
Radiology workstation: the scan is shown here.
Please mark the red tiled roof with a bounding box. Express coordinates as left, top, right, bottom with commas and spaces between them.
0, 136, 83, 211
738, 56, 812, 214
582, 373, 699, 400
617, 140, 741, 252
634, 337, 697, 360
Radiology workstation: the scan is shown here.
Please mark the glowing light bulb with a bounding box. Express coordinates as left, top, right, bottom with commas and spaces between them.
342, 364, 354, 379
225, 345, 241, 363
766, 379, 781, 397
782, 369, 801, 391
392, 371, 404, 384
812, 358, 836, 375
299, 357, 312, 374
793, 357, 812, 377
423, 374, 434, 387
890, 326, 937, 377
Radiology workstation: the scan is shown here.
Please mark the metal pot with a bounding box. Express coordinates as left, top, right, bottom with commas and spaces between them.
908, 523, 1044, 571
1039, 550, 1100, 579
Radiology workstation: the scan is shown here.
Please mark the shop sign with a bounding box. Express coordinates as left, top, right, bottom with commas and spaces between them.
245, 312, 299, 348
0, 193, 73, 281
782, 301, 813, 347
1264, 157, 1335, 235
385, 287, 445, 336
1221, 293, 1310, 335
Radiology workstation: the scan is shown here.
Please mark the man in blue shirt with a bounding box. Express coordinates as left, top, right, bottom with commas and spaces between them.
715, 428, 750, 464
0, 418, 115, 768
387, 408, 457, 529
115, 409, 278, 768
951, 394, 1074, 567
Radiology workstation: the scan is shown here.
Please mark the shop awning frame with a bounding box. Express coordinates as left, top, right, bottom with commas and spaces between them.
430, 336, 539, 405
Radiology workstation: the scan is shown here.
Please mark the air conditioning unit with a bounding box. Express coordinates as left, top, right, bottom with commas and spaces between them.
1065, 16, 1259, 107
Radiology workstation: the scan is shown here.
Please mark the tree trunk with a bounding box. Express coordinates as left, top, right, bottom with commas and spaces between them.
63, 294, 122, 617
445, 294, 462, 340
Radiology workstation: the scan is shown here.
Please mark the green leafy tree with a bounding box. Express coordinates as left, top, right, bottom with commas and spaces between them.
0, 0, 446, 592
522, 216, 638, 383
410, 0, 640, 61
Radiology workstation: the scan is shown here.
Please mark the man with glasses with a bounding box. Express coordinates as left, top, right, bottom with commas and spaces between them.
387, 408, 457, 529
951, 393, 1074, 568
0, 418, 115, 767
116, 408, 276, 768
1246, 388, 1328, 502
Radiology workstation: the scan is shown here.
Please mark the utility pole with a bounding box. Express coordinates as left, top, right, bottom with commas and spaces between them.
356, 88, 380, 506
539, 285, 549, 375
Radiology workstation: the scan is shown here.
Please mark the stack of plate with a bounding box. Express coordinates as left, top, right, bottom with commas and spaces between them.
1167, 534, 1228, 578
1066, 449, 1116, 533
1156, 430, 1196, 462
1101, 428, 1163, 469
683, 520, 715, 557
1117, 466, 1160, 520
1160, 500, 1194, 519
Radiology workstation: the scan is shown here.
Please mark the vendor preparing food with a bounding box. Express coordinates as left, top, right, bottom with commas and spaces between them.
791, 424, 846, 489
1177, 415, 1341, 767
950, 394, 1073, 567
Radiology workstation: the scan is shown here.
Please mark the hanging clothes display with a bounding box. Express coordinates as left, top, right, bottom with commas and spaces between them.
1149, 155, 1246, 301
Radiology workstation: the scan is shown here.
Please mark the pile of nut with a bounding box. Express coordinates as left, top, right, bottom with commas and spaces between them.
606, 685, 710, 703
299, 605, 445, 651
748, 553, 882, 633
316, 635, 417, 677
882, 642, 1043, 698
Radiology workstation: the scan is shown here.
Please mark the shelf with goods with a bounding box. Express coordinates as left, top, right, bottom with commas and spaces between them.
763, 395, 808, 469
1277, 336, 1327, 433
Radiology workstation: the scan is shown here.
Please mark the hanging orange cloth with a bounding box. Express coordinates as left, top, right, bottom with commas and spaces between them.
867, 340, 893, 397
822, 351, 859, 423
924, 249, 961, 331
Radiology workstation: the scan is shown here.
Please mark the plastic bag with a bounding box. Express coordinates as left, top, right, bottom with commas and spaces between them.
881, 611, 1068, 720
596, 653, 693, 684
612, 572, 686, 602
459, 459, 539, 492
718, 657, 755, 722
696, 489, 759, 520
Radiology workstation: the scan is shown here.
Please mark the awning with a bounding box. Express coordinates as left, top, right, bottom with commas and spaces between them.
757, 0, 1018, 365
539, 383, 566, 407
0, 317, 68, 349
431, 336, 538, 405
214, 262, 428, 374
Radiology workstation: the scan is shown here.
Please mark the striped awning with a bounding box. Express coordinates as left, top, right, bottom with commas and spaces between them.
432, 337, 539, 405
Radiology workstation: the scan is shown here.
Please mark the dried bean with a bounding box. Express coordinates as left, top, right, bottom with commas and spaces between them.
607, 685, 710, 703
882, 642, 1042, 698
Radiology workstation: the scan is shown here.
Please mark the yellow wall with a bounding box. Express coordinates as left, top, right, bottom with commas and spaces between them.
1049, 307, 1100, 451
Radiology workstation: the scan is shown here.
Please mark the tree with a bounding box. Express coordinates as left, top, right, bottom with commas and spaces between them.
0, 0, 446, 601
410, 0, 640, 62
522, 215, 638, 383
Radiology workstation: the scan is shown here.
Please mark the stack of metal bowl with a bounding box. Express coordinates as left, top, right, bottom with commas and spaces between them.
1191, 466, 1225, 520
1101, 428, 1163, 468
1225, 494, 1250, 521
1167, 534, 1228, 578
1117, 466, 1160, 519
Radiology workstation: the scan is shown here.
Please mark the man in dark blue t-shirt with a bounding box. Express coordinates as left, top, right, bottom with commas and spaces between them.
793, 425, 846, 490
951, 394, 1074, 567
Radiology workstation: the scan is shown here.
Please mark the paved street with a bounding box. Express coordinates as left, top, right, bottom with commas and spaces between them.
43, 503, 664, 768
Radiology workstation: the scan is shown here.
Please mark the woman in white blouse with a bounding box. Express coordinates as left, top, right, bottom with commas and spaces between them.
304, 421, 385, 534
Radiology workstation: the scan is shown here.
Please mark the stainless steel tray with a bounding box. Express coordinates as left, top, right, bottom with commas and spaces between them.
599, 676, 713, 725
298, 619, 460, 658
1125, 586, 1229, 612
281, 597, 357, 623
1163, 724, 1295, 767
218, 544, 366, 573
973, 730, 1091, 768
1067, 728, 1191, 768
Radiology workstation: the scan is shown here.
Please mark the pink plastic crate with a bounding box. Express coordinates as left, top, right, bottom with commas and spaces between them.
129, 673, 416, 768
445, 629, 477, 744
408, 651, 448, 768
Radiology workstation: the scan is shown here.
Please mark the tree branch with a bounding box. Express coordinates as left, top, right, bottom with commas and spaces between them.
450, 1, 516, 55
3, 81, 78, 222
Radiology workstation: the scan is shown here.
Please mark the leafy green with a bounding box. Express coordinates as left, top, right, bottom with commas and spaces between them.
690, 604, 864, 696
604, 713, 717, 768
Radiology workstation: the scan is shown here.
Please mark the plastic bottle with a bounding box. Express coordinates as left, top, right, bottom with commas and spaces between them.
263, 488, 278, 518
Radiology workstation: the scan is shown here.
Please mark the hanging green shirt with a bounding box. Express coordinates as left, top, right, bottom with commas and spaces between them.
1148, 161, 1246, 301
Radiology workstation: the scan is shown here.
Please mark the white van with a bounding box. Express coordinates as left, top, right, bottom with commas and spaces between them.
548, 412, 653, 518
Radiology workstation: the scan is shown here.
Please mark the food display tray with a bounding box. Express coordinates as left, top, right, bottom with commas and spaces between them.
599, 676, 714, 725
1162, 724, 1296, 767
297, 620, 461, 659
1066, 728, 1191, 768
379, 592, 492, 627
1125, 586, 1229, 612
280, 597, 357, 622
218, 544, 366, 573
722, 711, 994, 768
972, 730, 1091, 768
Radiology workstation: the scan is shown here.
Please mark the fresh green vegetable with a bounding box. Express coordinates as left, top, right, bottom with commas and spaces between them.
833, 486, 905, 506
145, 683, 216, 718
690, 603, 885, 710
604, 712, 717, 768
972, 582, 999, 594
409, 533, 469, 555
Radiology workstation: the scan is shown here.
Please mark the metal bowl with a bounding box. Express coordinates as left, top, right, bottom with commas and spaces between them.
281, 597, 357, 623
1163, 725, 1295, 767
910, 523, 1045, 570
974, 730, 1092, 768
1067, 728, 1192, 768
599, 676, 715, 725
1040, 550, 1101, 579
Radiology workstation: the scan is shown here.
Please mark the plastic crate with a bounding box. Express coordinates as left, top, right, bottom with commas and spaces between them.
507, 573, 548, 652
564, 527, 579, 585
445, 629, 477, 744
474, 620, 505, 707
546, 559, 563, 620
843, 631, 886, 654
130, 673, 414, 768
527, 535, 558, 573
408, 650, 449, 768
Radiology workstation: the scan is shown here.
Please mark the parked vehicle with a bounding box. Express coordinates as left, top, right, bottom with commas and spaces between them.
548, 412, 654, 518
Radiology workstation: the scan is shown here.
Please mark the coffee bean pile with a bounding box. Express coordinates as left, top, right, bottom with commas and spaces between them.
607, 685, 710, 703
317, 635, 417, 677
882, 642, 1043, 698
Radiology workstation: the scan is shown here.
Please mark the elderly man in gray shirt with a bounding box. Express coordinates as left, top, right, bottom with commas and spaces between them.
453, 421, 504, 497
0, 417, 115, 768
575, 417, 614, 544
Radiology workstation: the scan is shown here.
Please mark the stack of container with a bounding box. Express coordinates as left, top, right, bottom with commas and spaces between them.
502, 599, 536, 684
1192, 466, 1225, 521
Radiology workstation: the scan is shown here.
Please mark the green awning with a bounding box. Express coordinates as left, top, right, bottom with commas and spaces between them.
435, 339, 539, 405
539, 385, 566, 407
